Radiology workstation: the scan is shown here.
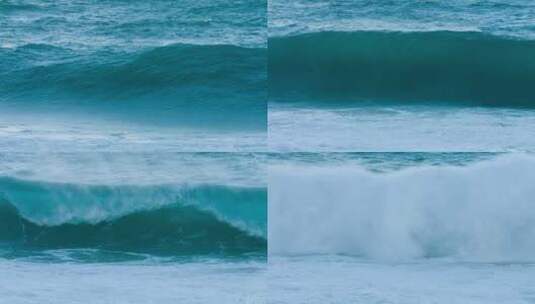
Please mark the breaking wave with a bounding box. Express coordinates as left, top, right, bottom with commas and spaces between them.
269, 154, 535, 262
0, 177, 266, 257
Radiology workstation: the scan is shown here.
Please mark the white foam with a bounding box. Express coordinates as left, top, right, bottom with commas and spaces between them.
0, 259, 266, 304
268, 256, 535, 304
269, 154, 535, 261
269, 105, 535, 152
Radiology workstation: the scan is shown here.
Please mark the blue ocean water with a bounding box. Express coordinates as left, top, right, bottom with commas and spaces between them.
267, 9, 535, 302
2, 0, 535, 303
0, 152, 267, 303
0, 152, 267, 259
267, 2, 535, 294
0, 0, 268, 256
1, 0, 267, 152
1, 1, 267, 303
268, 0, 535, 152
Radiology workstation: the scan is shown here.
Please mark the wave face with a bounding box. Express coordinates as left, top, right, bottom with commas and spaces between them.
2, 43, 266, 101
269, 31, 535, 107
0, 0, 267, 133
0, 43, 267, 128
0, 177, 266, 258
269, 154, 535, 262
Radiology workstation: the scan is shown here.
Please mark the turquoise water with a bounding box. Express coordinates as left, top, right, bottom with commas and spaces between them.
0, 0, 268, 277
1, 0, 267, 152
0, 0, 268, 286
3, 0, 535, 303
0, 179, 266, 259
0, 0, 268, 265
268, 0, 535, 152
0, 152, 267, 262
269, 31, 535, 105
269, 0, 535, 105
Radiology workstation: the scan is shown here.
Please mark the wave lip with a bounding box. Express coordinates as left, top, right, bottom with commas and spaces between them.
0, 177, 266, 258
269, 30, 535, 107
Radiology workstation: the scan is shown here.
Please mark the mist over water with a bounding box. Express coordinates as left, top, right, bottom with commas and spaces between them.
267, 153, 535, 303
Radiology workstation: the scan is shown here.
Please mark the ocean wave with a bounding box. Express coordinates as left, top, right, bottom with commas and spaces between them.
1, 42, 266, 103
269, 154, 535, 262
269, 30, 535, 107
0, 43, 267, 128
0, 177, 266, 256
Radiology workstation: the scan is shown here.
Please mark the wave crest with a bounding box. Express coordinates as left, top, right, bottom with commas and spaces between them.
0, 177, 266, 257
269, 154, 535, 262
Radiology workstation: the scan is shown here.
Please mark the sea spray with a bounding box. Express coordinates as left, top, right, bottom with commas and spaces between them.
269, 154, 535, 261
0, 178, 266, 257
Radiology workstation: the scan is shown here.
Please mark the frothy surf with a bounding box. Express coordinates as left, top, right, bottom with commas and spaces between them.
269, 154, 535, 262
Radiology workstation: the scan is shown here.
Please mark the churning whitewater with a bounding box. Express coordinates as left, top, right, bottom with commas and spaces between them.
268, 153, 535, 304
270, 153, 535, 261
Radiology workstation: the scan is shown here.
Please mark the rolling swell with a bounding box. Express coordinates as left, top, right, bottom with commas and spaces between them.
269, 31, 535, 107
1, 43, 267, 127
2, 43, 266, 101
0, 177, 266, 257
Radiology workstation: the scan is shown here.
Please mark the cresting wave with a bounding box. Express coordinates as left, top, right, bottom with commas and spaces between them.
269, 31, 535, 107
0, 177, 266, 257
269, 154, 535, 262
